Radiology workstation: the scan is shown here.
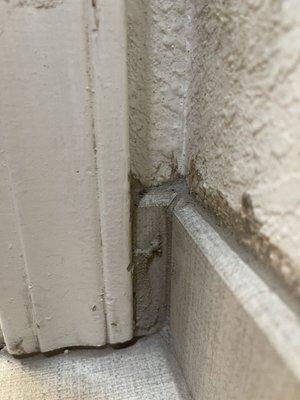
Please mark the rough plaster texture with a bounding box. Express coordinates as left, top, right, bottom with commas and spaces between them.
126, 0, 300, 294
0, 332, 191, 400
127, 0, 190, 186
171, 201, 300, 400
186, 0, 300, 294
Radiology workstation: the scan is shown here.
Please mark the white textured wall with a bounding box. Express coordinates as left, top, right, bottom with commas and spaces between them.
127, 0, 300, 293
185, 0, 300, 294
127, 0, 190, 186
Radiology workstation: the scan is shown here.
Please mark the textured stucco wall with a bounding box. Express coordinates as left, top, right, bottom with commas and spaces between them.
127, 0, 189, 186
126, 0, 300, 294
186, 0, 300, 294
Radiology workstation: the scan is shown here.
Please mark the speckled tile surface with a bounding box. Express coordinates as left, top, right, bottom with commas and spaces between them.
0, 331, 191, 400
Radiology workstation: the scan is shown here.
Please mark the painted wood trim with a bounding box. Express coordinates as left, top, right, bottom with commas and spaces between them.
87, 0, 133, 343
171, 202, 300, 399
0, 0, 107, 354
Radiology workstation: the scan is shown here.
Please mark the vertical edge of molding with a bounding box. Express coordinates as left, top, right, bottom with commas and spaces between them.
171, 202, 300, 399
88, 0, 133, 343
0, 325, 4, 347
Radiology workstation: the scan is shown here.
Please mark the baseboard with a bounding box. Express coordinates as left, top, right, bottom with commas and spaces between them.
133, 179, 300, 399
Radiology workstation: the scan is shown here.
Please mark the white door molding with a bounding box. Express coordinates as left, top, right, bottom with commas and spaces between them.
0, 0, 132, 354
86, 0, 133, 344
